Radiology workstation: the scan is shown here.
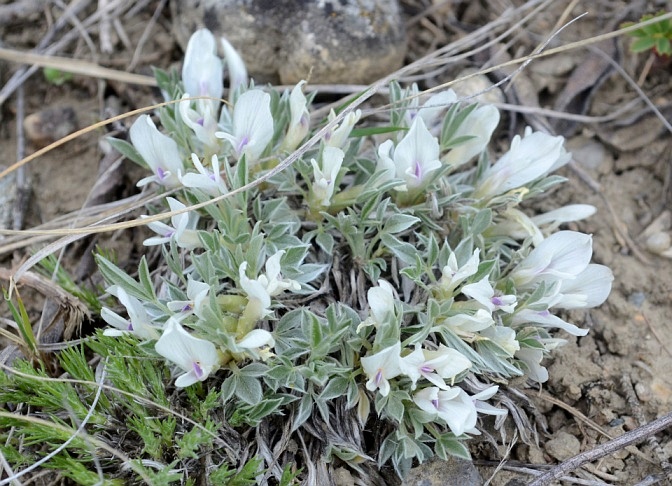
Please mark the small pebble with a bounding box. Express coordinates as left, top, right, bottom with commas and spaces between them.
566, 384, 582, 401
545, 431, 580, 461
23, 106, 78, 147
646, 232, 671, 254
567, 137, 609, 173
608, 417, 625, 427
634, 381, 652, 402
628, 292, 646, 308
172, 0, 407, 84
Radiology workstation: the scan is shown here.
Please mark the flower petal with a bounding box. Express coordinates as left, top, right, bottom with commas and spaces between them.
155, 319, 220, 387
443, 105, 499, 168
182, 29, 223, 101
129, 115, 183, 187
476, 129, 570, 198
511, 231, 593, 287
512, 308, 588, 336
238, 329, 275, 349
229, 89, 274, 163
361, 342, 403, 397
221, 37, 248, 94
394, 117, 441, 189
239, 262, 272, 312
557, 264, 613, 309
515, 347, 548, 383
368, 280, 395, 325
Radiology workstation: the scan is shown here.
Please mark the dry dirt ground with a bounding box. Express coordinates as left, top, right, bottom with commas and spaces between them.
0, 1, 671, 485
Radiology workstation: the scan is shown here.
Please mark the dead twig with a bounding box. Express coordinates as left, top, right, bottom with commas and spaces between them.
621, 374, 672, 481
0, 47, 156, 86
528, 412, 672, 486
13, 86, 31, 233
523, 389, 655, 465
632, 474, 670, 486
97, 0, 114, 53
473, 459, 607, 485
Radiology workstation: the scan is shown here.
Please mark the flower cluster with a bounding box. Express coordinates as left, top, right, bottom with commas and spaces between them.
100, 28, 614, 477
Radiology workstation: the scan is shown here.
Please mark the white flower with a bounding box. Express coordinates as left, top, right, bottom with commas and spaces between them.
130, 115, 184, 188
310, 146, 344, 206
368, 280, 396, 325
143, 197, 201, 250
401, 344, 471, 389
282, 80, 310, 151
179, 154, 229, 196
167, 277, 210, 320
515, 347, 548, 383
376, 117, 442, 191
178, 95, 220, 150
462, 277, 517, 313
510, 231, 593, 289
216, 89, 274, 164
491, 205, 597, 244
555, 264, 613, 309
510, 264, 612, 336
237, 329, 275, 349
239, 261, 272, 320
511, 308, 588, 337
357, 280, 396, 333
474, 128, 570, 199
239, 250, 301, 320
443, 105, 500, 168
405, 84, 457, 130
439, 249, 480, 292
260, 250, 302, 296
155, 319, 221, 387
102, 286, 159, 340
220, 37, 248, 96
413, 386, 477, 436
444, 309, 494, 333
414, 385, 505, 436
490, 207, 546, 246
182, 29, 223, 113
480, 326, 520, 357
230, 329, 275, 360
532, 204, 597, 230
324, 109, 361, 148
376, 140, 396, 183
361, 342, 403, 397
470, 386, 507, 421
180, 30, 223, 151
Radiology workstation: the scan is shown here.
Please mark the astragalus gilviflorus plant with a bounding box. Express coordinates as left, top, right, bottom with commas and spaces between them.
95, 28, 612, 481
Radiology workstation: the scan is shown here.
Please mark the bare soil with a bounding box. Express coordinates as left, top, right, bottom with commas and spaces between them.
1, 1, 671, 484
